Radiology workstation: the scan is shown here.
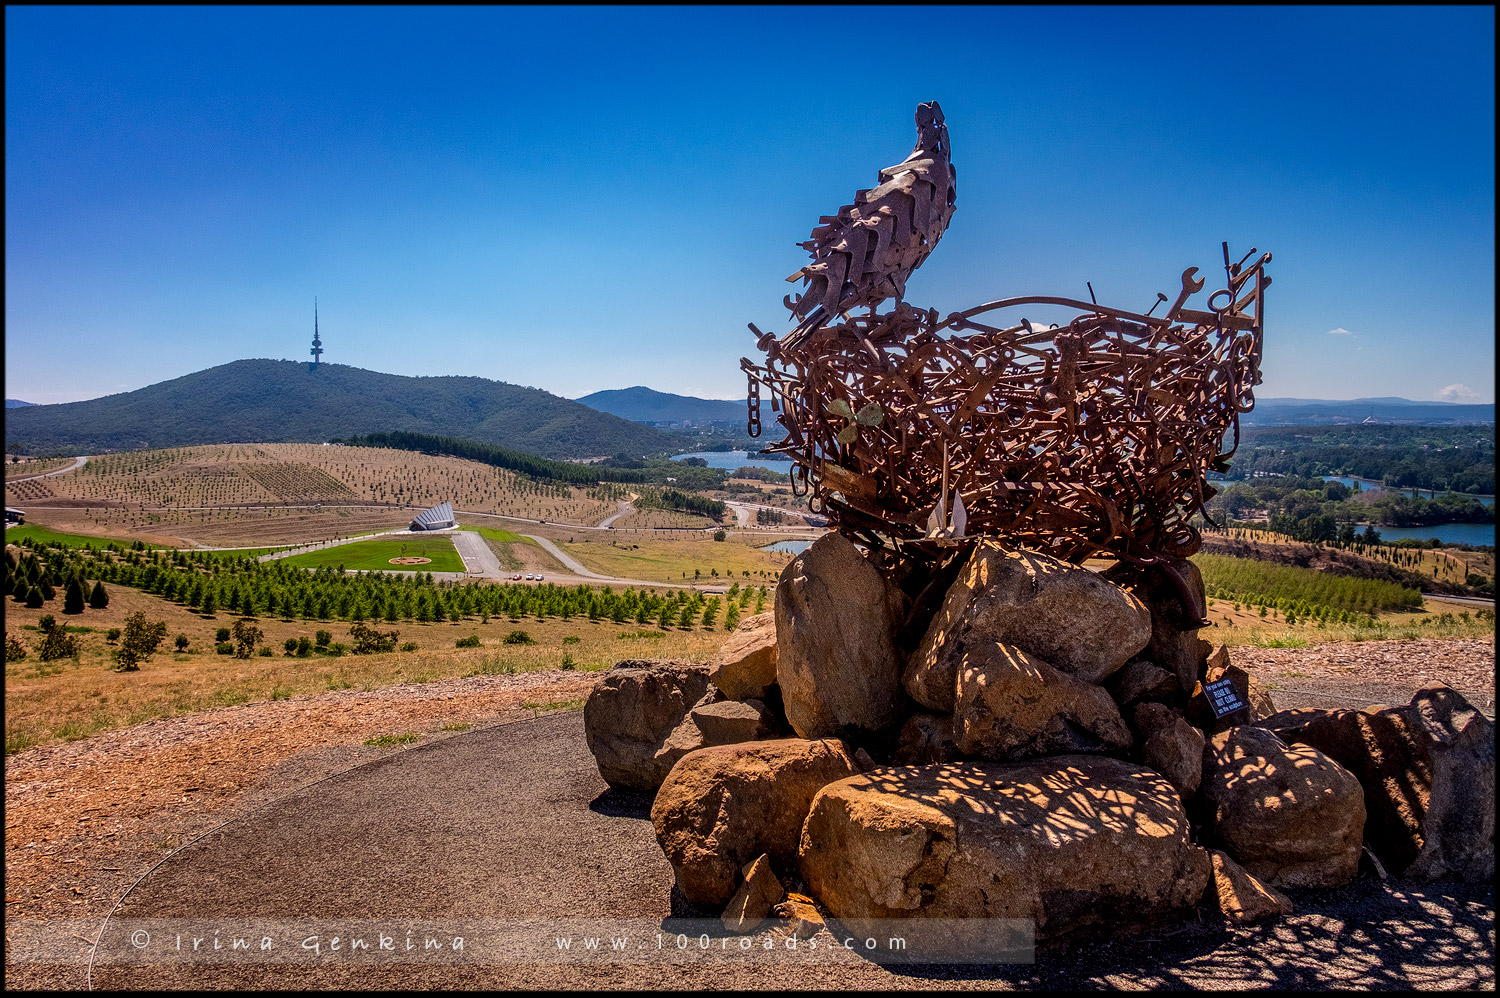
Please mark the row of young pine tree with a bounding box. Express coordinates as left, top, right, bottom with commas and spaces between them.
5, 546, 109, 613
7, 538, 767, 629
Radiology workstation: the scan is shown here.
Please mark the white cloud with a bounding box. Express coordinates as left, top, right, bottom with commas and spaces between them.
1435, 383, 1480, 402
1326, 327, 1355, 335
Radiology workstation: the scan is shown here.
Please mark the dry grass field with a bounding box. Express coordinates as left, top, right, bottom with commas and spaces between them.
609, 508, 720, 530
2, 456, 79, 481
558, 535, 803, 583
5, 443, 620, 528
3, 581, 734, 756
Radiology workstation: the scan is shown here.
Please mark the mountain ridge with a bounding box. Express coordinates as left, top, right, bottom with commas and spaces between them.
3, 360, 686, 459
575, 385, 746, 424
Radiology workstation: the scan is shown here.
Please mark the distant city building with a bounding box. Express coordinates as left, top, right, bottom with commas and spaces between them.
410, 501, 455, 531
310, 298, 324, 371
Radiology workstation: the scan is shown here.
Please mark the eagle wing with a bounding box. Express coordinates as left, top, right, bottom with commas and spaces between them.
784, 101, 957, 340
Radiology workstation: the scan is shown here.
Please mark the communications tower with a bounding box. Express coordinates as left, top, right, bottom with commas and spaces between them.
310, 298, 324, 371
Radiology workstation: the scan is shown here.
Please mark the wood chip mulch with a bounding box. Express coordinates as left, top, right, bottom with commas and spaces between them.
4, 669, 597, 988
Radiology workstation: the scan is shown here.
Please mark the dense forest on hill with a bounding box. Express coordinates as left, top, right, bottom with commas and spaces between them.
1204, 474, 1494, 542
3, 360, 687, 461
1219, 425, 1495, 495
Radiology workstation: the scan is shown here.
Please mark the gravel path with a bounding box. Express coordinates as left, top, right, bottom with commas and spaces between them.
4, 639, 1493, 990
67, 712, 1496, 990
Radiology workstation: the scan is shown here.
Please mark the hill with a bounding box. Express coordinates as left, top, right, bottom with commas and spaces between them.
1247, 397, 1494, 426
6, 399, 37, 408
3, 360, 685, 460
575, 386, 745, 425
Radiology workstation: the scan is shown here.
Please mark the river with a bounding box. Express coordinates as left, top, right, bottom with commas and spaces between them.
673, 450, 795, 474
1320, 475, 1495, 508
1351, 522, 1495, 547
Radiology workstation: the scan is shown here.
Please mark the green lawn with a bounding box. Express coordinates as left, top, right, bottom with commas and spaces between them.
3, 524, 159, 551
280, 535, 466, 573
461, 525, 527, 543
462, 524, 541, 571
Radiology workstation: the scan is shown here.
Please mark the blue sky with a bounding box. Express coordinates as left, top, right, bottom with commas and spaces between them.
5, 6, 1494, 406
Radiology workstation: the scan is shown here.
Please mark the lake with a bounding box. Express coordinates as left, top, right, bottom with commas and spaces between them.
673, 450, 795, 473
1352, 522, 1495, 547
1320, 475, 1495, 508
760, 539, 813, 554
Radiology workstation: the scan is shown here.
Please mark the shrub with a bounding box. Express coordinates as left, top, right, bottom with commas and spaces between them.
106, 627, 122, 643
231, 619, 264, 659
216, 627, 232, 642
25, 587, 45, 609
328, 642, 347, 657
284, 637, 299, 655
561, 635, 580, 645
89, 581, 109, 609
174, 634, 190, 652
455, 635, 481, 648
38, 625, 81, 662
6, 634, 28, 662
560, 653, 576, 671
216, 642, 234, 655
349, 621, 399, 654
115, 611, 168, 671
37, 614, 56, 635
296, 636, 312, 657
258, 646, 273, 657
712, 529, 727, 542
315, 630, 332, 648
503, 630, 536, 645
399, 641, 418, 652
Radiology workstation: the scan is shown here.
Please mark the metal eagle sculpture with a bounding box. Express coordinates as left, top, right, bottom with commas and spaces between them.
742, 102, 1269, 595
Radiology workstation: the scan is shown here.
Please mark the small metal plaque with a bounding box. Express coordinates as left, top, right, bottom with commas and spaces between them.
1204, 677, 1249, 718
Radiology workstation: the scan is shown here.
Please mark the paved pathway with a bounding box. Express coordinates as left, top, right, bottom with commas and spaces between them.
78, 711, 1495, 990
596, 501, 634, 529
449, 527, 501, 578
5, 455, 89, 482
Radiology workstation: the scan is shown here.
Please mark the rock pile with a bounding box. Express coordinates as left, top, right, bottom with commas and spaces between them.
584, 533, 1495, 951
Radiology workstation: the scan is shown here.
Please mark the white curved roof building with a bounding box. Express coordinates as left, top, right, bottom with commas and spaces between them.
410, 501, 455, 531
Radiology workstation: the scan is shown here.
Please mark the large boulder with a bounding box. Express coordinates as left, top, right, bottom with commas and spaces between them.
905, 542, 1151, 710
1107, 660, 1181, 710
710, 611, 778, 701
1111, 557, 1213, 690
892, 713, 960, 766
1200, 726, 1366, 889
1260, 686, 1494, 882
583, 660, 714, 792
690, 698, 781, 744
1132, 702, 1205, 799
652, 738, 859, 908
952, 642, 1131, 761
799, 756, 1211, 945
774, 533, 906, 739
1206, 849, 1293, 925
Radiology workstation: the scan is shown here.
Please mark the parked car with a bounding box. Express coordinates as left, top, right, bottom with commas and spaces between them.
511, 574, 523, 581
535, 575, 544, 582
525, 574, 534, 581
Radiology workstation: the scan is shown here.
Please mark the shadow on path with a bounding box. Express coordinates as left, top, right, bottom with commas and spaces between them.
82, 712, 1493, 990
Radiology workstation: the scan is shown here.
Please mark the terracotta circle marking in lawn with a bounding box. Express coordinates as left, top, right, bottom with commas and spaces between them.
389, 557, 432, 565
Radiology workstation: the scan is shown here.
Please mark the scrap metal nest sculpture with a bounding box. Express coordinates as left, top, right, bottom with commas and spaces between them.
741, 101, 1270, 572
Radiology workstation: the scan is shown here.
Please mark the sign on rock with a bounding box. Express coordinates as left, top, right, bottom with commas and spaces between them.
1204, 678, 1249, 719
